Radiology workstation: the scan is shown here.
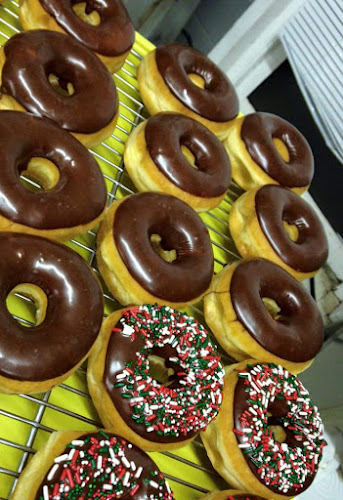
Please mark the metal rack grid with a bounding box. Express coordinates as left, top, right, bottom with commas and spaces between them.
0, 1, 243, 498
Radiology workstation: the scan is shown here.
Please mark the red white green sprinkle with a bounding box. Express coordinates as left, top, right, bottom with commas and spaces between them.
37, 432, 173, 499
234, 363, 326, 494
112, 304, 224, 438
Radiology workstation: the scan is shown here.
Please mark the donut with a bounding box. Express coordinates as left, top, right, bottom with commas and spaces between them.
0, 111, 107, 241
229, 185, 328, 280
224, 113, 314, 193
124, 112, 232, 212
204, 258, 324, 374
201, 360, 326, 499
0, 30, 118, 148
96, 192, 214, 308
19, 0, 135, 74
201, 491, 267, 500
87, 304, 224, 451
0, 232, 103, 395
138, 43, 239, 140
12, 430, 174, 499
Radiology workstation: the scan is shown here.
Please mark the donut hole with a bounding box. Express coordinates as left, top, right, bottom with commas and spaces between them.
273, 138, 290, 162
150, 234, 177, 263
20, 158, 60, 192
262, 297, 281, 320
48, 74, 75, 97
188, 73, 206, 89
283, 220, 299, 242
6, 284, 47, 328
267, 413, 287, 443
72, 2, 101, 26
181, 145, 199, 169
148, 354, 175, 386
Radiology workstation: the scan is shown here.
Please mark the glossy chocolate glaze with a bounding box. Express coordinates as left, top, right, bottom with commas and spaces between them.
255, 185, 328, 272
40, 0, 135, 57
35, 432, 172, 499
0, 232, 103, 381
155, 44, 239, 122
104, 317, 196, 443
233, 366, 315, 496
230, 259, 323, 362
145, 112, 231, 197
0, 111, 106, 229
113, 193, 214, 302
1, 30, 118, 134
241, 113, 314, 187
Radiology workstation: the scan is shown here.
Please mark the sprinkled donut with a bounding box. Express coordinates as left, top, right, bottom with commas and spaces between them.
12, 430, 173, 499
88, 304, 224, 451
202, 360, 326, 499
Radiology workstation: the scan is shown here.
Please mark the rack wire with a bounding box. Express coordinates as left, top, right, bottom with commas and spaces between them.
0, 1, 242, 498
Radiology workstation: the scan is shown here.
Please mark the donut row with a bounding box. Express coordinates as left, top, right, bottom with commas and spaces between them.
0, 2, 327, 499
0, 15, 328, 283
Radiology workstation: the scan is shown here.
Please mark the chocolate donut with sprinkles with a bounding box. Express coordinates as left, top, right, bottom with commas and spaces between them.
202, 360, 326, 499
12, 430, 173, 499
88, 304, 224, 451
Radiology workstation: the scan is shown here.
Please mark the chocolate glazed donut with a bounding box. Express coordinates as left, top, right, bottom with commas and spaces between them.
155, 44, 239, 122
256, 185, 328, 273
241, 113, 314, 187
234, 377, 316, 496
39, 0, 135, 57
145, 112, 231, 197
0, 111, 107, 237
231, 259, 323, 363
113, 193, 214, 302
0, 233, 103, 384
1, 30, 118, 134
104, 318, 194, 443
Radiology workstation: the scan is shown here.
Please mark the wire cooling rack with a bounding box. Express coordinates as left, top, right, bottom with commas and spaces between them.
0, 1, 244, 498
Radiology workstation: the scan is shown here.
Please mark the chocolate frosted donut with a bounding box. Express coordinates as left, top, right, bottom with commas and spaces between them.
224, 113, 314, 193
256, 185, 328, 270
0, 30, 118, 146
138, 44, 239, 140
97, 192, 214, 307
88, 305, 224, 451
201, 361, 326, 499
12, 430, 173, 500
229, 184, 328, 280
204, 258, 324, 373
124, 112, 231, 211
0, 232, 103, 394
231, 259, 323, 362
146, 113, 231, 196
0, 111, 107, 241
156, 44, 238, 122
242, 113, 314, 186
19, 0, 135, 73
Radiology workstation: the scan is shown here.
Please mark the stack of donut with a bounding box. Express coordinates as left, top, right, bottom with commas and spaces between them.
0, 2, 329, 499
